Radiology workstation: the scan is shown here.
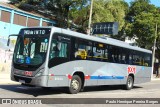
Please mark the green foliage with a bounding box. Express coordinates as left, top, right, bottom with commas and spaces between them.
69, 5, 89, 33
126, 0, 157, 47
9, 0, 88, 28
129, 0, 154, 16
92, 0, 128, 31
69, 0, 129, 34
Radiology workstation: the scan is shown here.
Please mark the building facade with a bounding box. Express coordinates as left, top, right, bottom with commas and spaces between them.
0, 4, 57, 39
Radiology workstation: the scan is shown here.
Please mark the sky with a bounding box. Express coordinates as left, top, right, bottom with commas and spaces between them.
125, 0, 160, 7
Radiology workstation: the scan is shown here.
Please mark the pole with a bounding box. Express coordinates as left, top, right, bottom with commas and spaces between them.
88, 0, 93, 35
151, 23, 158, 79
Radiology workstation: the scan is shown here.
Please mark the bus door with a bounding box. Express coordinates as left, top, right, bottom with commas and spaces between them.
48, 33, 71, 86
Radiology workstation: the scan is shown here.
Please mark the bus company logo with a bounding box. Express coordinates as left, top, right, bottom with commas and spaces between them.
2, 99, 11, 104
24, 71, 32, 76
127, 66, 136, 74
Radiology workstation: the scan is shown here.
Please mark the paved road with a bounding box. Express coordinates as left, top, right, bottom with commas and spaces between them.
0, 80, 160, 98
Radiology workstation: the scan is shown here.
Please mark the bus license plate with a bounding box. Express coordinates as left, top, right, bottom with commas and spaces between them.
19, 79, 25, 83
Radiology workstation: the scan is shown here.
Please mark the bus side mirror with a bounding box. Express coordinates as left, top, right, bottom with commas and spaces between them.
7, 34, 20, 46
7, 37, 10, 46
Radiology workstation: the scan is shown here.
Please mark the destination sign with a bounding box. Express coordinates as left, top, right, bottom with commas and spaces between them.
20, 28, 51, 35
24, 30, 45, 35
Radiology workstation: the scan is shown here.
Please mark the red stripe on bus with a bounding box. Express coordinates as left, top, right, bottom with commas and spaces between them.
68, 74, 72, 79
85, 75, 90, 80
50, 74, 54, 76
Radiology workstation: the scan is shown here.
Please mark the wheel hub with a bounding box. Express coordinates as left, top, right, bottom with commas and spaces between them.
71, 79, 79, 90
128, 79, 132, 88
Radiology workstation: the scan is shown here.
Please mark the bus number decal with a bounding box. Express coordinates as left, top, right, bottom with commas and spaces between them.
24, 71, 32, 76
127, 66, 136, 74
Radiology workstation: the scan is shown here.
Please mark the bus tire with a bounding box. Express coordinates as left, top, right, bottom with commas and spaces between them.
125, 76, 134, 90
68, 75, 82, 94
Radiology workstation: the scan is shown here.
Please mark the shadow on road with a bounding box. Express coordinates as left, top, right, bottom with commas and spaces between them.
0, 84, 66, 97
83, 85, 142, 93
0, 84, 143, 97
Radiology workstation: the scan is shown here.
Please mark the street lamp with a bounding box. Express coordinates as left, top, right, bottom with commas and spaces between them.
151, 23, 158, 78
88, 0, 93, 35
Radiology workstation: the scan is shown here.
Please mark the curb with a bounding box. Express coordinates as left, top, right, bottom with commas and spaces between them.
0, 72, 19, 85
151, 78, 160, 81
0, 82, 20, 85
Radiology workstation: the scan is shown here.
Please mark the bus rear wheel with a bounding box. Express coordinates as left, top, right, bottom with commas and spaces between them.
68, 75, 82, 94
125, 76, 134, 90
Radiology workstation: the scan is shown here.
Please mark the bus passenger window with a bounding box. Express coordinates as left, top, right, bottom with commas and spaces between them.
111, 55, 115, 62
121, 55, 126, 64
128, 55, 132, 64
144, 54, 151, 66
75, 49, 87, 60
75, 40, 92, 60
104, 49, 108, 61
49, 40, 68, 59
49, 40, 57, 59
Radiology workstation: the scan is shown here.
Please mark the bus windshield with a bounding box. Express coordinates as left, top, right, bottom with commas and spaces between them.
13, 35, 49, 66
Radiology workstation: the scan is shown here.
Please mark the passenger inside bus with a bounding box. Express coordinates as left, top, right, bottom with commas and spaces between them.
121, 55, 126, 64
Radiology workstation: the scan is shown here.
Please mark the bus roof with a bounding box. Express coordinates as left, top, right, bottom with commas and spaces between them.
24, 26, 152, 54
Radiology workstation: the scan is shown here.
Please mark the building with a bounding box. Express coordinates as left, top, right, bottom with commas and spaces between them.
0, 2, 57, 39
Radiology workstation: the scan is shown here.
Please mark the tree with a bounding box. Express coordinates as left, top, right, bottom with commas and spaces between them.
125, 0, 158, 49
125, 0, 160, 75
154, 9, 160, 64
69, 0, 129, 35
9, 0, 129, 35
91, 0, 129, 39
9, 0, 88, 28
69, 1, 90, 33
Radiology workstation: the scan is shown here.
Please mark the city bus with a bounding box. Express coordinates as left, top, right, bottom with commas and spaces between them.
8, 26, 152, 94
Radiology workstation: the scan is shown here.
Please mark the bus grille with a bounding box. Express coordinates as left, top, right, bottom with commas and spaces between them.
14, 75, 32, 83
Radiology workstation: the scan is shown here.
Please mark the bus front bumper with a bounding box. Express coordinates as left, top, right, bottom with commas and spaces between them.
11, 73, 48, 87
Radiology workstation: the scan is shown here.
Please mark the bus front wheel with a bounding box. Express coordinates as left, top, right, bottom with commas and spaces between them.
125, 76, 134, 90
68, 75, 82, 94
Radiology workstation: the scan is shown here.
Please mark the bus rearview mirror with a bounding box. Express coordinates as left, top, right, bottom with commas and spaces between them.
7, 37, 10, 46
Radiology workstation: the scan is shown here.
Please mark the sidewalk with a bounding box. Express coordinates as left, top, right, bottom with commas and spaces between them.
151, 74, 160, 81
0, 71, 19, 84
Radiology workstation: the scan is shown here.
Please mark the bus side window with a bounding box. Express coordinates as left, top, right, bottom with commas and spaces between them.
133, 52, 144, 66
104, 49, 108, 61
121, 55, 126, 64
128, 55, 132, 64
144, 54, 151, 67
74, 39, 92, 60
111, 55, 115, 63
92, 43, 107, 61
49, 40, 57, 59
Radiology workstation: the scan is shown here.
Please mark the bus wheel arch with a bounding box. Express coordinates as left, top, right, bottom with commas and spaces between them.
68, 72, 85, 94
125, 74, 134, 90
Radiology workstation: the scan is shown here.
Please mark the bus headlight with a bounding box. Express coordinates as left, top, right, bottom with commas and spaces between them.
35, 69, 44, 77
